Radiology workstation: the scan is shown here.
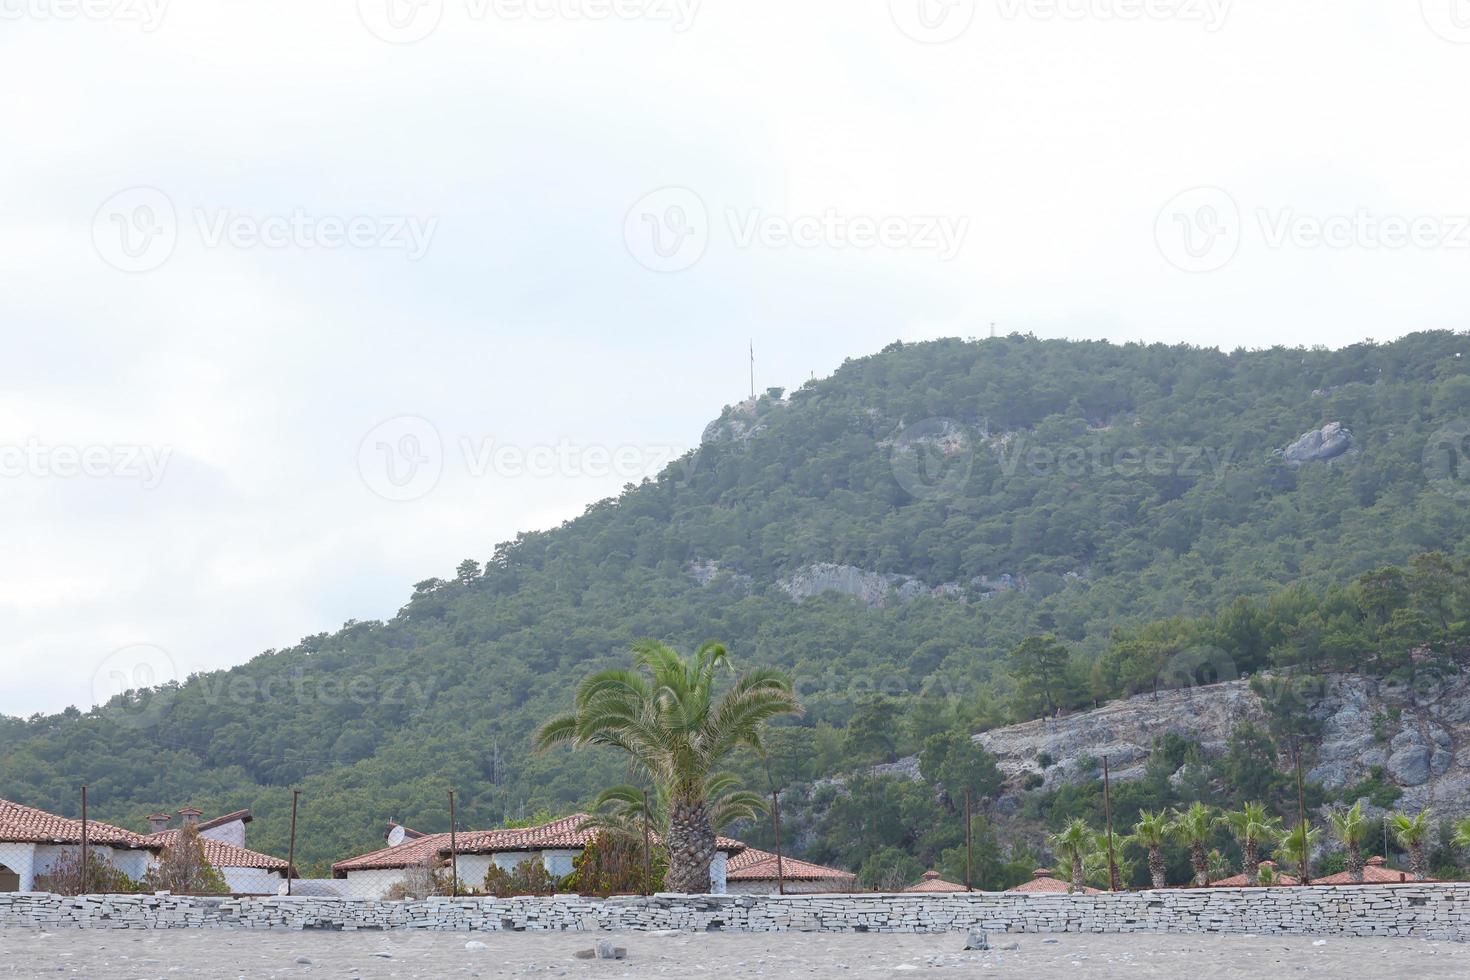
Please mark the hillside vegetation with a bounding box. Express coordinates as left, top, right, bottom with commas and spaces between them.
5, 331, 1470, 871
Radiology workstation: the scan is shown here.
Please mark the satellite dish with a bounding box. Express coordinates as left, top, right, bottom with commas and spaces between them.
387, 825, 406, 846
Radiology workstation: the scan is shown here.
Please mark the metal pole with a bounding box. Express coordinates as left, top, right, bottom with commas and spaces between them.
286, 789, 299, 896
641, 789, 653, 897
80, 785, 89, 895
449, 790, 459, 898
1103, 756, 1119, 892
964, 788, 973, 892
1295, 744, 1310, 885
771, 787, 786, 896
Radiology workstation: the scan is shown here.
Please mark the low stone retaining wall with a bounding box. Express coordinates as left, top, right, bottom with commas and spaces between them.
2, 886, 1468, 941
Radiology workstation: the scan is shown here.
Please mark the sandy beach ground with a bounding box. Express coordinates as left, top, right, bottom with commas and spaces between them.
0, 930, 1465, 979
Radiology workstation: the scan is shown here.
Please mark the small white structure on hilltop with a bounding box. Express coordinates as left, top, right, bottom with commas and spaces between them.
332, 813, 746, 898
0, 797, 158, 892
142, 808, 291, 895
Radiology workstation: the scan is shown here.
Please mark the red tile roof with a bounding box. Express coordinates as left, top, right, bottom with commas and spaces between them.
1007, 869, 1102, 894
333, 814, 745, 874
1209, 861, 1300, 887
143, 829, 288, 871
0, 798, 155, 849
904, 870, 969, 893
725, 847, 855, 884
1313, 856, 1432, 885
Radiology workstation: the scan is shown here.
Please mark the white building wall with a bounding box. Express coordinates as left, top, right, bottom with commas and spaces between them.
221, 867, 285, 895
0, 842, 37, 891
342, 868, 410, 899
456, 855, 495, 889
199, 820, 246, 849
543, 850, 579, 878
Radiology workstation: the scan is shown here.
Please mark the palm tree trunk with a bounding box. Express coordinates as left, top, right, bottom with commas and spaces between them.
1147, 845, 1166, 889
1346, 844, 1364, 884
1070, 853, 1084, 892
1243, 839, 1259, 885
1191, 842, 1207, 887
1409, 842, 1426, 882
664, 796, 716, 894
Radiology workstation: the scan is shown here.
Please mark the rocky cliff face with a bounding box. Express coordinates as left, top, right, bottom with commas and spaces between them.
967, 674, 1470, 820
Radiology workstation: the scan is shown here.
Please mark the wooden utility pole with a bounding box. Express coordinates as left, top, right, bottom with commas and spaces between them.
964, 789, 973, 892
771, 787, 786, 896
449, 790, 459, 898
286, 790, 300, 896
80, 785, 89, 895
1103, 757, 1120, 892
641, 789, 653, 897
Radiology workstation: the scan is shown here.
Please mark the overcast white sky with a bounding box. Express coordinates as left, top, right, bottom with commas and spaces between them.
3, 1, 1469, 716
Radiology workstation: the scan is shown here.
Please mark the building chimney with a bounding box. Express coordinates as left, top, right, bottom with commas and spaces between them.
178, 807, 203, 827
147, 813, 170, 834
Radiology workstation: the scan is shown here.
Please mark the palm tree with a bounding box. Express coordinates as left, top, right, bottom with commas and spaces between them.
1279, 821, 1320, 883
582, 773, 767, 843
1048, 819, 1097, 893
1327, 802, 1368, 883
1218, 802, 1282, 885
1171, 802, 1215, 886
1390, 810, 1432, 881
1451, 816, 1470, 855
1130, 810, 1173, 889
535, 640, 802, 893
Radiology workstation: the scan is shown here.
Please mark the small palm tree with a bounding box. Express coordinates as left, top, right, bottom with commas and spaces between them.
1390, 810, 1432, 882
1131, 810, 1173, 889
1218, 802, 1283, 885
1328, 802, 1368, 883
1171, 802, 1215, 886
536, 640, 802, 893
1048, 819, 1097, 893
1279, 821, 1320, 883
582, 774, 767, 842
1451, 816, 1470, 854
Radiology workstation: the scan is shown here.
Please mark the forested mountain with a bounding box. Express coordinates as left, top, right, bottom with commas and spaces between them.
6, 331, 1470, 872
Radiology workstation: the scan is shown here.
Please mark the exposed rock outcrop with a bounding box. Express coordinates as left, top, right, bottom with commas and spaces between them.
1282, 422, 1353, 464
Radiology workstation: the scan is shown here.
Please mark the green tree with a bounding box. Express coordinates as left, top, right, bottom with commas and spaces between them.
1390, 810, 1432, 881
1279, 820, 1320, 883
1129, 809, 1173, 889
1327, 802, 1368, 883
535, 640, 802, 893
1008, 634, 1074, 718
1171, 802, 1215, 886
1219, 802, 1283, 885
918, 729, 1004, 809
843, 695, 902, 766
1048, 818, 1097, 892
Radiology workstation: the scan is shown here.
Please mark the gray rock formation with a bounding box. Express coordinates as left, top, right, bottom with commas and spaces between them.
1282, 422, 1353, 464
